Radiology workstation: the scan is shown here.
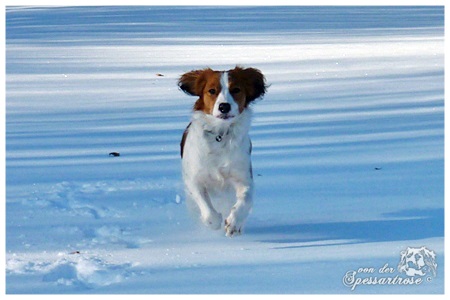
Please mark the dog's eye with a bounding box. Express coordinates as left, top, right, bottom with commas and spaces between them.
208, 89, 216, 95
230, 87, 241, 94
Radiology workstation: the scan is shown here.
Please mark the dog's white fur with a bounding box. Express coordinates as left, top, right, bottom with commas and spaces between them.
182, 109, 253, 236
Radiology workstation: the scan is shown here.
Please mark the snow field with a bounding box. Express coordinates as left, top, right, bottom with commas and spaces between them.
5, 6, 444, 294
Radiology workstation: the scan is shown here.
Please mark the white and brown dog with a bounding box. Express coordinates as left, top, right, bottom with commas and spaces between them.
179, 66, 267, 237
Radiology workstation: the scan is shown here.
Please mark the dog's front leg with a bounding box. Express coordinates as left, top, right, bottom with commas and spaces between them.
225, 180, 253, 237
185, 181, 222, 230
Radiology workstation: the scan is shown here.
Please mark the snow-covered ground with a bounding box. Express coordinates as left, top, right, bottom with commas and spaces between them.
5, 6, 445, 294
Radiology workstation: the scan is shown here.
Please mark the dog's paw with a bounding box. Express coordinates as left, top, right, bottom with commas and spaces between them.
224, 216, 243, 237
201, 211, 222, 230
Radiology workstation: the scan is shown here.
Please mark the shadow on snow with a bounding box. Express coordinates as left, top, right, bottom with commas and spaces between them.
248, 208, 443, 249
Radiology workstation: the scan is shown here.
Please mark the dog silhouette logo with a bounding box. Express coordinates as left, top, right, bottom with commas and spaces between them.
398, 247, 437, 277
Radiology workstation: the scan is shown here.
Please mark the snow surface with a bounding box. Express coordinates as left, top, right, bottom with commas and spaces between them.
5, 6, 445, 294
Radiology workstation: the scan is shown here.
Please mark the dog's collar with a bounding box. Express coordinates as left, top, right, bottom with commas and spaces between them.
204, 128, 230, 142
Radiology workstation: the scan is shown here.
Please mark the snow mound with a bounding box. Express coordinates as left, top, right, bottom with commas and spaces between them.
7, 252, 134, 289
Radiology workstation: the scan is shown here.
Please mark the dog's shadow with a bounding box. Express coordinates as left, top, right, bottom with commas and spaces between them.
247, 208, 444, 249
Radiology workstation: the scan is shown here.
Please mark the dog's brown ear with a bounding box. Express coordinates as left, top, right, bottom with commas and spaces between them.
229, 66, 267, 103
243, 67, 267, 102
178, 68, 211, 96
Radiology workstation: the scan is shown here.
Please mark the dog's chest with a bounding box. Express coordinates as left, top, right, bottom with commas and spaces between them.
204, 130, 232, 153
182, 111, 253, 184
203, 142, 245, 184
202, 131, 242, 168
187, 125, 250, 180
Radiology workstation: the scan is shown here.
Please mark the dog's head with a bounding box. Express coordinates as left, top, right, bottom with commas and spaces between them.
178, 66, 267, 122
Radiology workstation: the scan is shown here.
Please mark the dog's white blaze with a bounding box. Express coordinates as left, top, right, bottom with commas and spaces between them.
212, 72, 238, 118
218, 71, 231, 102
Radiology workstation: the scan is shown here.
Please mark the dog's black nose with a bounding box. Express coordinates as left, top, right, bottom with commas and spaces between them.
219, 103, 231, 114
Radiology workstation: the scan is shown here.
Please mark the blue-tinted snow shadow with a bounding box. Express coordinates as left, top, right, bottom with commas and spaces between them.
6, 7, 444, 46
248, 208, 444, 248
